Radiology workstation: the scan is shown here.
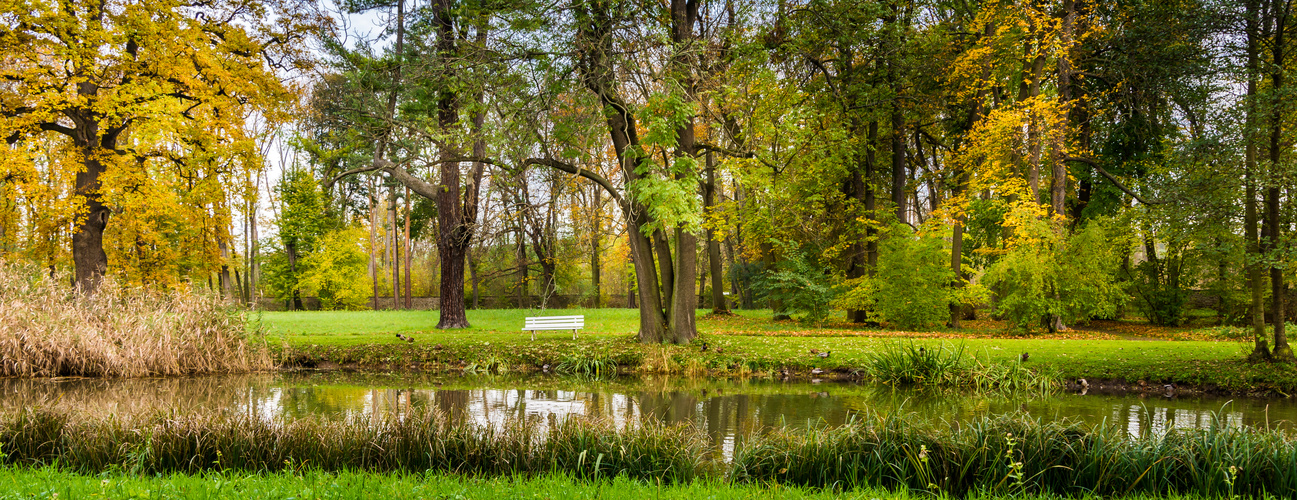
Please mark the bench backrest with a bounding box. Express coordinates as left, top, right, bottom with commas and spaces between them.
524, 315, 585, 329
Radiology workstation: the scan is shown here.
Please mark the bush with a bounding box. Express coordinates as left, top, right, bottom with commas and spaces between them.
983, 204, 1126, 332
835, 226, 987, 330
753, 240, 838, 324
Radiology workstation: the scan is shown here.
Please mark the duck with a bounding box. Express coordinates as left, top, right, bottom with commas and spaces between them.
700, 341, 709, 352
818, 351, 831, 359
810, 367, 824, 376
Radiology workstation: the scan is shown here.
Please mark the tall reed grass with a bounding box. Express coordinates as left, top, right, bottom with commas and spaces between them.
731, 412, 1297, 498
0, 261, 270, 377
0, 407, 707, 483
4, 406, 1295, 497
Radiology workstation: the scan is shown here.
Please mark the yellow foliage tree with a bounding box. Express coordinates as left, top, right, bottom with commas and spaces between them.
0, 0, 320, 292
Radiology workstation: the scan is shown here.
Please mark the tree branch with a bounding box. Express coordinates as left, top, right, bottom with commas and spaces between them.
38, 122, 76, 137
1066, 156, 1166, 205
523, 157, 631, 216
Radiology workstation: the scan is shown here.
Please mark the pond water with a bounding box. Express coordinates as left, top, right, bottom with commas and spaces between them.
4, 372, 1294, 449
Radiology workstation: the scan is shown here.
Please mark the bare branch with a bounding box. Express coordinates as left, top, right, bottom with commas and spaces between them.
1066, 156, 1167, 205
523, 157, 631, 216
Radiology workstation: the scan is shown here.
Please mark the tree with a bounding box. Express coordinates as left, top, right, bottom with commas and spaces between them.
264, 168, 332, 309
0, 0, 316, 293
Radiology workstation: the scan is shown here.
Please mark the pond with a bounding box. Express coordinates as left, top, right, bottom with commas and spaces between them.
4, 372, 1294, 455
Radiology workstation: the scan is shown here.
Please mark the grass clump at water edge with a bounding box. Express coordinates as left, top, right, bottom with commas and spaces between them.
3, 406, 1296, 497
731, 412, 1297, 498
0, 407, 707, 483
0, 260, 270, 377
865, 342, 1059, 392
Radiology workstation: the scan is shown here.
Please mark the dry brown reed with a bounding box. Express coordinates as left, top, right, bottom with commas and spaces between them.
0, 261, 271, 377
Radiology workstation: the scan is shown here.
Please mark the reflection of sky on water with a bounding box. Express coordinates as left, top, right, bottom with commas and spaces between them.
3, 374, 1293, 446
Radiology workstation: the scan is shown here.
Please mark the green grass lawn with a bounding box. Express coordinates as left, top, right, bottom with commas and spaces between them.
255, 309, 1295, 393
0, 467, 1272, 500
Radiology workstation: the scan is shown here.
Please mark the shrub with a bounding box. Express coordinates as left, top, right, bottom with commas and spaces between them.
753, 240, 838, 324
835, 226, 987, 330
983, 204, 1126, 332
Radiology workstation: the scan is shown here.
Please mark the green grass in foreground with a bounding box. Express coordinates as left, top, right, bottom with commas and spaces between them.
257, 309, 1297, 393
0, 468, 1272, 500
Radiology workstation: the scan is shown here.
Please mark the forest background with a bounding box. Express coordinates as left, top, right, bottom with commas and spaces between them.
1, 0, 1295, 359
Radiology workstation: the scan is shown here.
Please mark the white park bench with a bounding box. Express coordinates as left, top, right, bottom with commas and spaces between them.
523, 315, 584, 340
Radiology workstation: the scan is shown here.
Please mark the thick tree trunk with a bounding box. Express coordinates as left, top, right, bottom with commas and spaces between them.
436, 241, 468, 326
565, 0, 689, 343
672, 228, 698, 340
72, 138, 110, 294
430, 0, 471, 328
1051, 0, 1076, 217
286, 242, 302, 311
886, 5, 908, 226
512, 182, 526, 308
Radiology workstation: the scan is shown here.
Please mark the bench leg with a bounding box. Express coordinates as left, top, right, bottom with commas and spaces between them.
530, 330, 535, 341
572, 329, 576, 340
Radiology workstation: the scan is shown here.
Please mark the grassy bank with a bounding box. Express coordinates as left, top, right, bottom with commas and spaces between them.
260, 309, 1297, 394
0, 262, 270, 377
4, 468, 1276, 500
2, 408, 1295, 498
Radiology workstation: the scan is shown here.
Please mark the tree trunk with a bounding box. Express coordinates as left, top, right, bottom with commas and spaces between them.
1268, 1, 1293, 360
886, 5, 908, 226
866, 121, 879, 269
391, 189, 400, 310
404, 186, 412, 309
429, 0, 472, 329
218, 235, 233, 299
1051, 0, 1075, 218
591, 186, 602, 307
1245, 0, 1270, 360
559, 0, 691, 343
469, 251, 480, 309
369, 186, 379, 310
704, 152, 729, 314
71, 135, 110, 294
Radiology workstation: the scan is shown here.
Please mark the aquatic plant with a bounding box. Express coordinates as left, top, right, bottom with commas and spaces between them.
555, 354, 619, 378
0, 407, 705, 484
0, 261, 271, 377
3, 406, 1294, 497
866, 342, 1059, 391
730, 412, 1297, 498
